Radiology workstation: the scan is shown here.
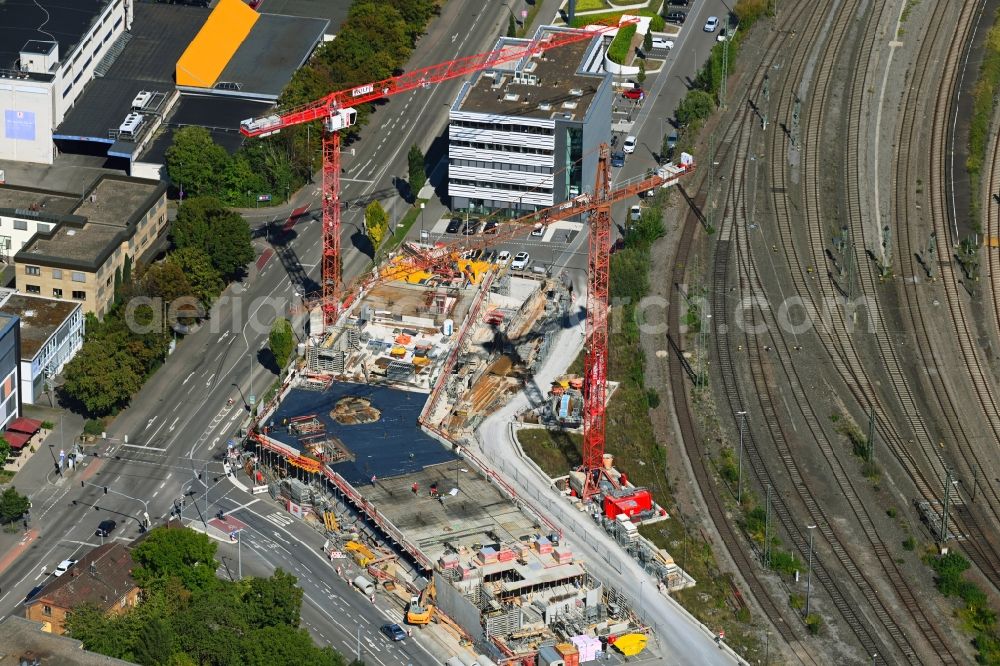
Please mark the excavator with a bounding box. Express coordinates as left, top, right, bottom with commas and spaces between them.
406, 579, 435, 625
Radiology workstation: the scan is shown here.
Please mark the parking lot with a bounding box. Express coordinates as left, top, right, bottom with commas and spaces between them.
420, 215, 586, 279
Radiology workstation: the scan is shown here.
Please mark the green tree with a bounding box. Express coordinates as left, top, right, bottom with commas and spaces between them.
165, 127, 230, 199
407, 144, 426, 198
0, 486, 30, 523
243, 569, 303, 628
205, 210, 254, 278
122, 253, 133, 286
364, 200, 390, 249
675, 89, 716, 127
268, 318, 295, 366
168, 248, 223, 306
643, 30, 653, 53
171, 197, 217, 250
0, 436, 9, 467
132, 527, 219, 592
637, 60, 646, 84
61, 332, 144, 415
133, 616, 174, 666
508, 14, 517, 37
140, 261, 194, 304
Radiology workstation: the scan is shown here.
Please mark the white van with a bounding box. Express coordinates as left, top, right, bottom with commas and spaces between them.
651, 36, 675, 51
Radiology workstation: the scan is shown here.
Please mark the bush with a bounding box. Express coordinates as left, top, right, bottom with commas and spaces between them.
41, 421, 55, 430
805, 613, 822, 635
569, 9, 665, 32
771, 549, 800, 575
646, 388, 660, 409
606, 24, 636, 64
734, 0, 773, 25
84, 419, 105, 437
675, 90, 716, 127
902, 536, 916, 551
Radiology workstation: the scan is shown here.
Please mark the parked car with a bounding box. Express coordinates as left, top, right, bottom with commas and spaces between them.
611, 151, 626, 168
531, 224, 545, 237
483, 219, 499, 234
630, 205, 642, 222
511, 252, 530, 270
668, 0, 690, 5
462, 220, 480, 235
95, 519, 117, 538
717, 26, 730, 42
24, 584, 45, 603
651, 37, 675, 51
704, 16, 719, 32
622, 135, 637, 154
622, 87, 644, 100
445, 217, 462, 233
483, 250, 497, 263
665, 11, 687, 24
54, 559, 77, 577
496, 250, 512, 266
380, 623, 407, 641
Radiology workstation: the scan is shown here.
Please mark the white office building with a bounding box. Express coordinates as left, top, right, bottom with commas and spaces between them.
0, 0, 135, 164
0, 291, 84, 405
448, 26, 612, 215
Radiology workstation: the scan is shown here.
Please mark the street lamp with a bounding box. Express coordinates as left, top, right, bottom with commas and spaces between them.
805, 524, 817, 617
419, 202, 425, 240
47, 444, 61, 476
736, 411, 747, 502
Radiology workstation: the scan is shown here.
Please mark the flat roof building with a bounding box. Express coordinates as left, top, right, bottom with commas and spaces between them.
11, 175, 167, 316
0, 615, 138, 666
0, 292, 83, 404
448, 26, 612, 215
0, 0, 134, 164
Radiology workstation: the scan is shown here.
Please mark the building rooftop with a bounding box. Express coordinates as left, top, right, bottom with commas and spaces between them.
15, 175, 166, 271
0, 294, 80, 360
0, 616, 138, 666
55, 2, 211, 143
215, 13, 329, 99
28, 543, 137, 615
456, 28, 604, 121
0, 186, 80, 219
0, 0, 109, 72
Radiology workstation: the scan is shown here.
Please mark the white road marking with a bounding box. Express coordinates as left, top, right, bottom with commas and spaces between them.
205, 373, 216, 386
122, 443, 167, 451
182, 371, 195, 385
143, 417, 157, 431
169, 416, 180, 432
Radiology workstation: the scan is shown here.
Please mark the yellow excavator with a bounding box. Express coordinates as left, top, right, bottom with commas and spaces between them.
345, 540, 376, 567
406, 579, 435, 625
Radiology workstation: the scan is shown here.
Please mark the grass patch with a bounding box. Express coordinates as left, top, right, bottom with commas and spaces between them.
516, 428, 582, 478
967, 7, 1000, 235
569, 9, 666, 32
573, 0, 610, 11
606, 24, 637, 65
926, 551, 1000, 663
385, 200, 425, 252
0, 470, 14, 483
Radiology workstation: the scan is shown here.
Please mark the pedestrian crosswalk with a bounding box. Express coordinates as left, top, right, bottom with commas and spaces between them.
264, 512, 294, 527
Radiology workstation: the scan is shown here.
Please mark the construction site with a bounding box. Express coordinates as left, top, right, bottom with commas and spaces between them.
238, 17, 697, 666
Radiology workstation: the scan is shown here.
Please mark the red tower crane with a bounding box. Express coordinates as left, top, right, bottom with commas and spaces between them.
335, 147, 695, 499
239, 21, 627, 327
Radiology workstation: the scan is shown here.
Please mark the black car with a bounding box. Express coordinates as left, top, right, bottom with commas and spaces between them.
611, 151, 626, 168
24, 584, 45, 603
96, 519, 117, 537
462, 220, 480, 235
445, 217, 462, 234
668, 0, 690, 5
483, 219, 499, 234
665, 11, 687, 24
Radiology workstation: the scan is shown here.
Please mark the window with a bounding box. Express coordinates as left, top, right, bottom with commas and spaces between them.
37, 223, 51, 233
72, 290, 86, 300
25, 266, 40, 276
71, 272, 86, 283
52, 268, 62, 279
52, 288, 62, 298
106, 276, 112, 286
26, 285, 40, 294
43, 605, 52, 616
13, 220, 27, 231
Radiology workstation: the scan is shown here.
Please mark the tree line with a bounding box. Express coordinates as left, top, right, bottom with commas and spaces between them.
66, 527, 359, 666
165, 0, 438, 206
61, 197, 253, 416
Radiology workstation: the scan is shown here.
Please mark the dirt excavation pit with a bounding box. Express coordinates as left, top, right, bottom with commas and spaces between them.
330, 396, 382, 425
